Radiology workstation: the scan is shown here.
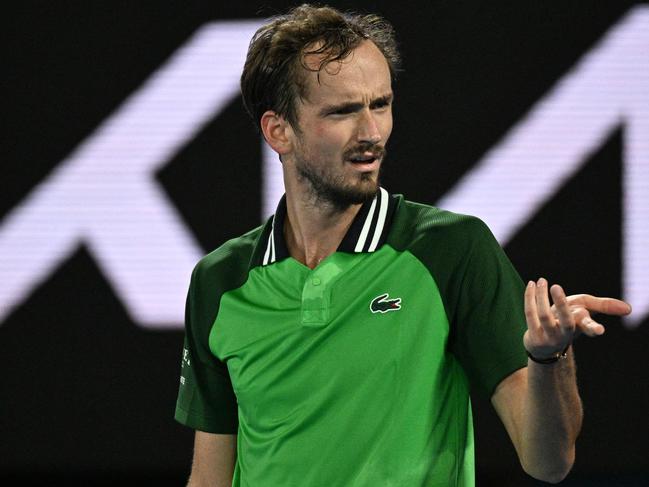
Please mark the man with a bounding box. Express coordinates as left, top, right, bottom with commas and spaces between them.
175, 5, 631, 486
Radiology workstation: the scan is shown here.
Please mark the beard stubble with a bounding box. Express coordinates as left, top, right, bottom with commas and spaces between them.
294, 142, 386, 212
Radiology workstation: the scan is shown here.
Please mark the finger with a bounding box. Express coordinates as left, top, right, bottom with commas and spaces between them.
535, 278, 556, 332
571, 308, 589, 331
569, 307, 605, 337
550, 284, 575, 334
524, 281, 542, 332
565, 294, 632, 316
576, 315, 605, 337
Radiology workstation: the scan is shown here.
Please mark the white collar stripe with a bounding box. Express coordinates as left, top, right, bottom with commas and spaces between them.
368, 187, 389, 252
262, 216, 275, 265
354, 194, 378, 252
270, 224, 276, 263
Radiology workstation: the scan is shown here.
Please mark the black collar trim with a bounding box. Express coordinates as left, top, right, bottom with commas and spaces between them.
261, 187, 396, 266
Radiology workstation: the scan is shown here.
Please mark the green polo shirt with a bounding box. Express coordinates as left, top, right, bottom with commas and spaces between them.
175, 188, 528, 486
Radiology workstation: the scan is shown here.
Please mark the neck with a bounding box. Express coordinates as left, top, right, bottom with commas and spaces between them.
283, 188, 362, 269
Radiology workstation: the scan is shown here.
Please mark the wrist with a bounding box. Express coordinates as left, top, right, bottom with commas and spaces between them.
526, 344, 571, 364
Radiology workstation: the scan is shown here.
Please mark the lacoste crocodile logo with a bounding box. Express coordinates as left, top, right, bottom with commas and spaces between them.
370, 293, 402, 314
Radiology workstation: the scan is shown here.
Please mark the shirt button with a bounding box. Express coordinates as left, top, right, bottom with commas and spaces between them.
312, 277, 321, 286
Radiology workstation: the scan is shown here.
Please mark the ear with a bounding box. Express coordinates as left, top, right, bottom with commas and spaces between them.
260, 110, 292, 156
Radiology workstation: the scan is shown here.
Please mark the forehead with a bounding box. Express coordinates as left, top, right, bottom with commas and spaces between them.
300, 40, 392, 106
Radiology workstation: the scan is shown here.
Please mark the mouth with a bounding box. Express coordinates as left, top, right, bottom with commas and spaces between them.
347, 152, 381, 169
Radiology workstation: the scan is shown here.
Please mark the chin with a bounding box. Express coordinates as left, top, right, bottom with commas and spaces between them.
357, 174, 379, 191
342, 179, 380, 204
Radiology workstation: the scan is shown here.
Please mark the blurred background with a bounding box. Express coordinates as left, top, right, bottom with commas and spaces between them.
2, 1, 648, 485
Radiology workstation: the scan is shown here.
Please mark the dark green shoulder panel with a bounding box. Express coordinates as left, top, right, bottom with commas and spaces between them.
387, 198, 528, 397
387, 198, 490, 327
190, 224, 267, 341
190, 223, 267, 342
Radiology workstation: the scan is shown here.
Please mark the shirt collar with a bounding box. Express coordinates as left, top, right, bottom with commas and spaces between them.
261, 187, 397, 266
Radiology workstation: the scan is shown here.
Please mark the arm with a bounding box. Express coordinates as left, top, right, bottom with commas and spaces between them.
187, 431, 237, 487
492, 278, 631, 483
492, 351, 581, 483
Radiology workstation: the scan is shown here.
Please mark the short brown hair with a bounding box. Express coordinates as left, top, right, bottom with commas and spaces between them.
240, 4, 400, 130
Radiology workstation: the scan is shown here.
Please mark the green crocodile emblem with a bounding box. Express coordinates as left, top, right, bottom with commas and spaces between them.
370, 293, 402, 314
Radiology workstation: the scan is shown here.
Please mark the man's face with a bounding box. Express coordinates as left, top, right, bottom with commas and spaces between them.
285, 40, 393, 209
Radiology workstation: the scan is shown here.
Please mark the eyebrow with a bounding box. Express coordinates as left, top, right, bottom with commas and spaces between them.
319, 93, 393, 116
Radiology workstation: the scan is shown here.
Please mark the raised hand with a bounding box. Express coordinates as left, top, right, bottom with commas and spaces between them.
523, 278, 632, 361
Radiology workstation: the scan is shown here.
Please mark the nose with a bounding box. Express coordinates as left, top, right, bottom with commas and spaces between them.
356, 109, 382, 144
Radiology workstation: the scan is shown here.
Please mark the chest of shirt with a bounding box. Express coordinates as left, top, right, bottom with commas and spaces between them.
211, 247, 450, 403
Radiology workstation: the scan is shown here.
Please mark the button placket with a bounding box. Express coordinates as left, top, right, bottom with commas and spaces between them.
300, 259, 343, 327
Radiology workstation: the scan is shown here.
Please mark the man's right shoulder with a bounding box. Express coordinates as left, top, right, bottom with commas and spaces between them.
191, 224, 267, 287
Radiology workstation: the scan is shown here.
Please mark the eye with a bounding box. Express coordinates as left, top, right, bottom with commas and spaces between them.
372, 100, 391, 110
330, 107, 354, 116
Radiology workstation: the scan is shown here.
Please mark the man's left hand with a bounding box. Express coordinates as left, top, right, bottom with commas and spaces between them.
523, 278, 632, 360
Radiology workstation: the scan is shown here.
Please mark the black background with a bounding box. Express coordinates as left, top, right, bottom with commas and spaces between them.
2, 1, 648, 485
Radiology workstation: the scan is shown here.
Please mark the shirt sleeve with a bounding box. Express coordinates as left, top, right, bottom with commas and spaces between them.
174, 262, 239, 433
449, 218, 528, 398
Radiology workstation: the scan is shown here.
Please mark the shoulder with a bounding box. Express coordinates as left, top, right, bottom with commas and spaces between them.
191, 224, 266, 292
183, 225, 267, 341
388, 196, 494, 253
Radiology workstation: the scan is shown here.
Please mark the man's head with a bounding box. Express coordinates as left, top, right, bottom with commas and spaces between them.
240, 4, 400, 130
241, 4, 400, 209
